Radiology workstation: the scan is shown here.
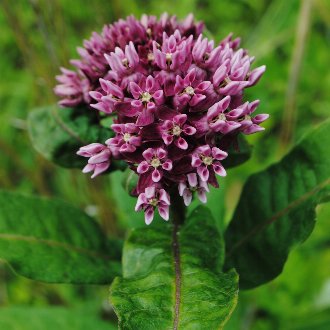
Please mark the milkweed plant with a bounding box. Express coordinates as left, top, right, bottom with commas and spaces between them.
1, 12, 329, 330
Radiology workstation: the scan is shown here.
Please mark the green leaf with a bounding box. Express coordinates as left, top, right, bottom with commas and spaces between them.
110, 206, 238, 329
0, 306, 117, 330
221, 134, 252, 169
27, 105, 114, 168
0, 190, 121, 284
224, 120, 330, 289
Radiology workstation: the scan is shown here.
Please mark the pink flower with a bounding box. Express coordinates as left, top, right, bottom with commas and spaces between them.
129, 76, 165, 126
191, 145, 227, 182
77, 143, 111, 178
178, 173, 209, 206
104, 41, 140, 77
173, 69, 211, 110
239, 100, 269, 134
207, 96, 243, 134
160, 114, 196, 149
135, 186, 170, 224
106, 123, 141, 153
137, 148, 173, 182
153, 31, 193, 71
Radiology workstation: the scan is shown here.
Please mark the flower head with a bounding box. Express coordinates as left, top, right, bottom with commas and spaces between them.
56, 13, 268, 223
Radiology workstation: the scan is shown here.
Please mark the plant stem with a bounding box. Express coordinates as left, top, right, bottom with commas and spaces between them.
170, 189, 186, 225
170, 190, 185, 330
279, 0, 313, 153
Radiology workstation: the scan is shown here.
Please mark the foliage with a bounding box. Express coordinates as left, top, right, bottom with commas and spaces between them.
110, 206, 238, 329
0, 0, 329, 329
0, 190, 121, 284
225, 120, 330, 289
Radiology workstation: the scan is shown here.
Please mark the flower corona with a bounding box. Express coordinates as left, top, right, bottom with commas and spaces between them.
55, 13, 268, 224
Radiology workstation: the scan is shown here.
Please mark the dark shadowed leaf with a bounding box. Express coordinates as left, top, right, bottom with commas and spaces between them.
110, 206, 238, 329
224, 120, 330, 289
0, 190, 121, 284
221, 134, 252, 169
27, 105, 115, 168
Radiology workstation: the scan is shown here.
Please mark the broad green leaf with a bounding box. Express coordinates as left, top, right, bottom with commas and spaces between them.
0, 190, 121, 284
27, 105, 115, 168
0, 306, 117, 330
110, 206, 238, 330
224, 120, 330, 289
221, 134, 252, 169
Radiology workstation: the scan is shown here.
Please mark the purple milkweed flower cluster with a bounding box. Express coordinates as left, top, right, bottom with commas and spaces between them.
55, 13, 268, 224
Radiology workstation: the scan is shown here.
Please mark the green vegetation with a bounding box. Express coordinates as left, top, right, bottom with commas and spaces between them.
0, 0, 329, 329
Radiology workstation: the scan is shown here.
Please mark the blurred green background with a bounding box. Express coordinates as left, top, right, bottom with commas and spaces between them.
0, 0, 329, 329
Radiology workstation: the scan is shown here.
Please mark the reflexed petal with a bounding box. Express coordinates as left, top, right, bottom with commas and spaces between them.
159, 189, 170, 205
248, 65, 266, 86
162, 160, 173, 171
145, 186, 156, 199
146, 75, 156, 91
187, 173, 198, 187
162, 133, 173, 145
253, 114, 269, 124
137, 161, 149, 173
175, 137, 188, 150
197, 165, 209, 181
88, 149, 111, 164
190, 94, 206, 106
207, 102, 221, 120
153, 90, 164, 104
131, 99, 143, 109
197, 189, 207, 203
200, 179, 210, 192
120, 143, 136, 153
212, 147, 228, 160
111, 124, 123, 134
191, 154, 202, 167
82, 163, 94, 174
243, 124, 265, 135
213, 60, 229, 86
219, 121, 241, 134
183, 190, 192, 206
213, 162, 226, 177
178, 182, 187, 196
196, 145, 211, 156
196, 81, 211, 92
158, 206, 169, 221
129, 81, 143, 99
142, 148, 154, 161
135, 193, 147, 211
77, 143, 104, 156
157, 148, 167, 159
91, 162, 110, 178
174, 114, 187, 126
152, 169, 162, 182
145, 207, 155, 225
183, 125, 196, 135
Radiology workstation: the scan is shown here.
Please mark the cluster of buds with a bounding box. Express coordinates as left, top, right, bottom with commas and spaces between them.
55, 13, 268, 224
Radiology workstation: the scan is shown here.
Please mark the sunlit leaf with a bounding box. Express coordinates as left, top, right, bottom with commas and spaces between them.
0, 190, 121, 284
110, 206, 238, 329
